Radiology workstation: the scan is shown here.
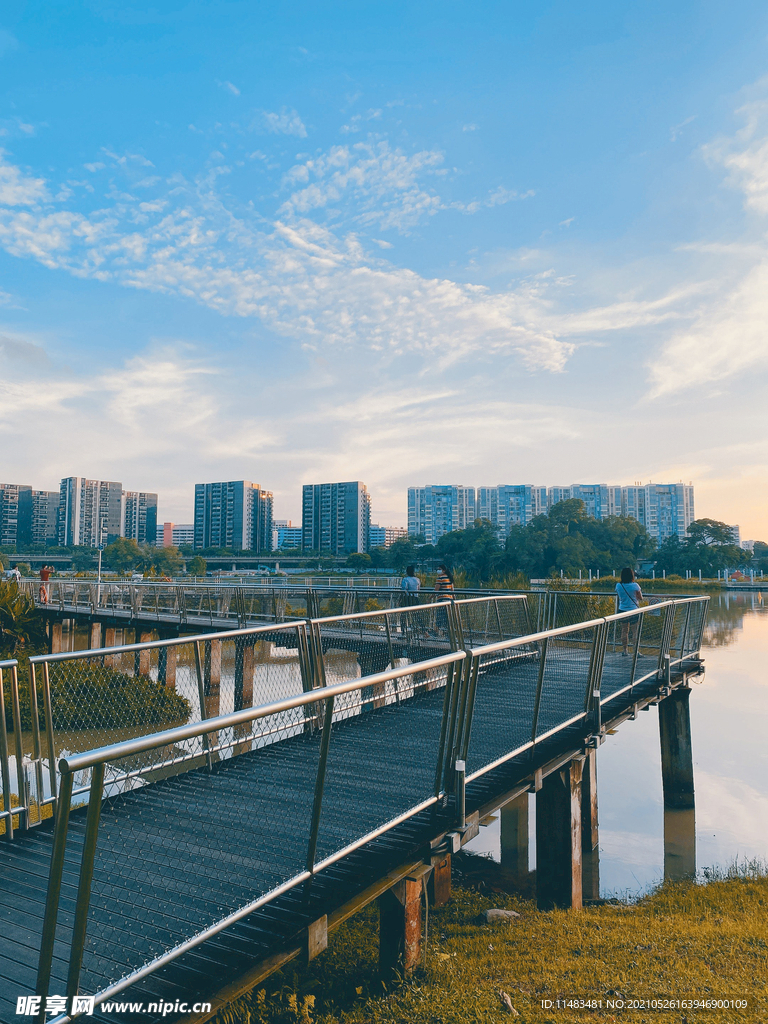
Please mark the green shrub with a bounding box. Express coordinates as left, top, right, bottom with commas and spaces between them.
4, 662, 191, 732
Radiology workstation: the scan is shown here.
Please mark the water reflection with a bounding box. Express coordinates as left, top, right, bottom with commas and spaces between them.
466, 591, 768, 896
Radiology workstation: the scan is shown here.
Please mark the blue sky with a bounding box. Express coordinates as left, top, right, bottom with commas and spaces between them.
2, 1, 768, 536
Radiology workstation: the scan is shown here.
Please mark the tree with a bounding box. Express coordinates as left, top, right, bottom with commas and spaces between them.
72, 548, 97, 572
386, 537, 422, 572
152, 546, 184, 578
0, 581, 47, 657
346, 552, 372, 571
188, 555, 207, 576
103, 538, 146, 574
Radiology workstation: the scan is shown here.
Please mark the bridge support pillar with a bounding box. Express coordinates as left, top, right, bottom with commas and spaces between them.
204, 639, 222, 717
50, 621, 63, 655
234, 640, 255, 710
378, 878, 422, 979
659, 687, 696, 880
428, 854, 451, 907
536, 758, 583, 911
104, 627, 117, 668
135, 631, 153, 677
158, 645, 177, 689
581, 748, 600, 901
501, 792, 529, 885
90, 621, 102, 650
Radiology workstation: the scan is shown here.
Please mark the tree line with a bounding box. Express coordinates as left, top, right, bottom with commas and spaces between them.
363, 500, 760, 584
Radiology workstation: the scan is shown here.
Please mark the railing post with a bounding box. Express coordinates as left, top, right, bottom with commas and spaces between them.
42, 662, 58, 810
194, 642, 213, 770
36, 770, 74, 1020
66, 762, 105, 1003
28, 663, 45, 825
455, 758, 466, 829
11, 663, 28, 830
0, 664, 14, 841
530, 636, 549, 747
305, 693, 335, 872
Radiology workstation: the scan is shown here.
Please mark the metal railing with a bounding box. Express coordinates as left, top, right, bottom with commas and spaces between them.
0, 659, 31, 838
28, 594, 710, 1019
24, 597, 532, 811
36, 651, 467, 1017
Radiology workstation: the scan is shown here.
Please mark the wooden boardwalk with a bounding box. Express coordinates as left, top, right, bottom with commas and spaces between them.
0, 642, 699, 1024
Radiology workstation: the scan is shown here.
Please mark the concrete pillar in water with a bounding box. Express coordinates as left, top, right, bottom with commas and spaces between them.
90, 621, 102, 650
581, 747, 600, 901
378, 878, 422, 978
50, 621, 63, 655
104, 626, 117, 669
659, 687, 696, 879
158, 643, 177, 689
203, 638, 222, 717
536, 758, 583, 910
500, 792, 529, 885
234, 640, 255, 710
136, 631, 153, 677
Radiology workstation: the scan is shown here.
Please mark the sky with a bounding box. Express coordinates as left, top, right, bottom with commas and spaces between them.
1, 2, 768, 537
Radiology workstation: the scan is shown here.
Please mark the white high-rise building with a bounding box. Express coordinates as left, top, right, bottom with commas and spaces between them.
407, 486, 476, 546
58, 478, 124, 548
122, 491, 158, 545
194, 481, 273, 552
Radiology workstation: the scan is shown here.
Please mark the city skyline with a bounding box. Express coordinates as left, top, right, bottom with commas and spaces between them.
2, 4, 768, 537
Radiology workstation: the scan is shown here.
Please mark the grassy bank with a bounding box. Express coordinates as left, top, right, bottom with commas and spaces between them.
214, 867, 767, 1024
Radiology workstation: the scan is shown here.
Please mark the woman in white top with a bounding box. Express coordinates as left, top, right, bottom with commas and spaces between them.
616, 567, 643, 655
400, 565, 421, 606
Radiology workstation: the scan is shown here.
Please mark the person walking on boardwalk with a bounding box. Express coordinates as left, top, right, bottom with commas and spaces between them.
400, 565, 421, 606
39, 564, 53, 604
616, 566, 642, 655
434, 563, 455, 601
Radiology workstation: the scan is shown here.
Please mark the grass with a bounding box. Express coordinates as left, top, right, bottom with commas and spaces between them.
213, 867, 768, 1024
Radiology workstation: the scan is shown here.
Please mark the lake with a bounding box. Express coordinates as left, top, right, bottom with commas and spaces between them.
465, 590, 768, 895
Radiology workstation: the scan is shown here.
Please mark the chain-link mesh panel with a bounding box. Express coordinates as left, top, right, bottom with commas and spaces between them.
312, 661, 454, 866
314, 604, 455, 692
533, 627, 596, 739
460, 641, 541, 779
34, 626, 309, 796
74, 701, 322, 997
668, 602, 690, 663
682, 600, 708, 657
456, 596, 530, 647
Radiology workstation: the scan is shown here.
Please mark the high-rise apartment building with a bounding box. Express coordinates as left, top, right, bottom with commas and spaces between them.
407, 485, 476, 545
31, 490, 59, 546
302, 482, 371, 554
0, 484, 32, 548
194, 481, 273, 552
58, 478, 123, 547
477, 485, 537, 534
620, 484, 694, 543
122, 491, 158, 546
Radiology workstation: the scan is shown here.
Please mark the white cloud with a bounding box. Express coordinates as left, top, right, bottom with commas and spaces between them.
0, 152, 49, 206
84, 162, 105, 172
280, 141, 444, 232
670, 114, 696, 142
462, 123, 479, 132
649, 88, 768, 396
218, 80, 240, 96
257, 108, 307, 138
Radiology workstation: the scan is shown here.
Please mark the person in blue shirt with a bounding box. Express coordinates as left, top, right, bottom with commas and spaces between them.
400, 565, 421, 606
616, 567, 643, 655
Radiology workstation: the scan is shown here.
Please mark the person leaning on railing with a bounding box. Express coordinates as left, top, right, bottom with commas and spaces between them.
616, 566, 642, 655
39, 564, 53, 605
400, 564, 421, 606
434, 563, 455, 601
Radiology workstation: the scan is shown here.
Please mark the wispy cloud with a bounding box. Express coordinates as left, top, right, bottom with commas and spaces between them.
217, 79, 241, 96
256, 108, 307, 137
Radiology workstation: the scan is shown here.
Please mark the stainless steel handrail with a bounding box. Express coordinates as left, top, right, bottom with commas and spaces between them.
37, 650, 466, 1015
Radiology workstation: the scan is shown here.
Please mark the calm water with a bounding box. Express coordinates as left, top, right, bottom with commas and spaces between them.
466, 591, 768, 895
